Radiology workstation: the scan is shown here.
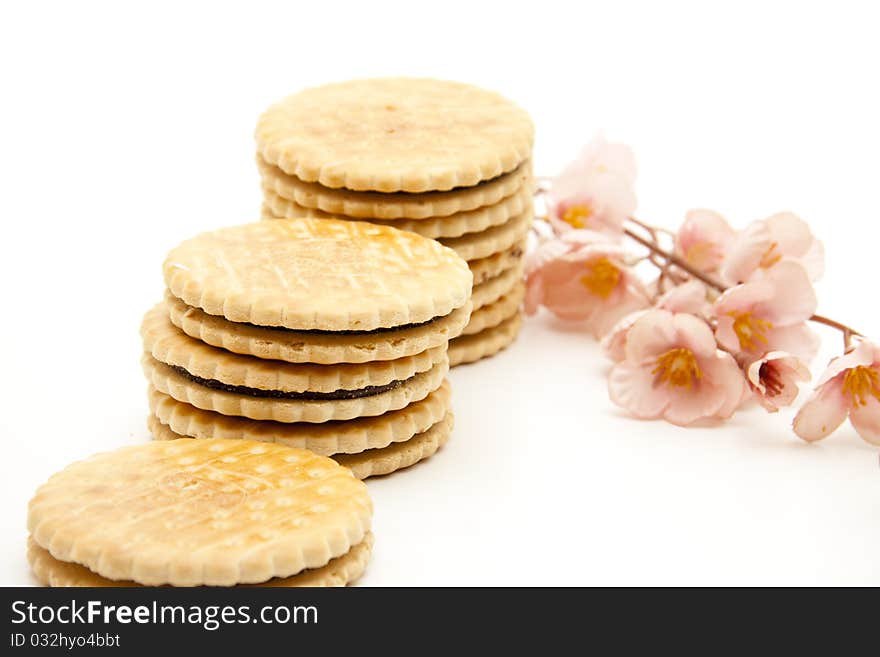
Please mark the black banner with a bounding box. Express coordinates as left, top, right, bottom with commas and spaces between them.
1, 586, 869, 651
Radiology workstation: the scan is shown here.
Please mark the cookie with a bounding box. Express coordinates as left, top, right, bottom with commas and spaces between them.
440, 206, 533, 262
149, 413, 453, 481
258, 155, 533, 219
28, 533, 372, 587
471, 262, 525, 310
468, 240, 526, 285
164, 219, 472, 332
262, 183, 534, 239
255, 78, 534, 192
333, 412, 453, 479
448, 313, 523, 366
148, 380, 452, 456
462, 283, 525, 336
27, 439, 372, 586
165, 291, 470, 365
143, 304, 445, 393
143, 354, 449, 423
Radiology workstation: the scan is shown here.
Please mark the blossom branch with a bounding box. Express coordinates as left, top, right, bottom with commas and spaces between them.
623, 218, 863, 347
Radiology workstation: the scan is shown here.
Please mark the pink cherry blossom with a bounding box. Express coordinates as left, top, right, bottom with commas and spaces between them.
546, 136, 637, 238
608, 310, 747, 426
721, 212, 825, 285
674, 209, 736, 273
793, 340, 880, 445
713, 260, 819, 361
745, 351, 811, 412
525, 232, 649, 338
601, 280, 709, 362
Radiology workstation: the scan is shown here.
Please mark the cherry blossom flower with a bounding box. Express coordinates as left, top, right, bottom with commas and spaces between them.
745, 351, 811, 412
721, 212, 825, 285
674, 209, 736, 273
793, 340, 880, 445
608, 310, 747, 425
601, 280, 709, 362
713, 261, 819, 361
545, 136, 637, 238
525, 232, 648, 338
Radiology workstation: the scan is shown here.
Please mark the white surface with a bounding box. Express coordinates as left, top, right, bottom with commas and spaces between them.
2, 0, 879, 586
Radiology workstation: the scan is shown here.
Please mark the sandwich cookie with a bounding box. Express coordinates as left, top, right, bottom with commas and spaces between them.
255, 78, 534, 192
258, 155, 533, 219
146, 217, 469, 476
27, 439, 373, 586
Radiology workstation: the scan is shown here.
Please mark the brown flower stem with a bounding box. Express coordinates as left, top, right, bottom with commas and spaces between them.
622, 219, 863, 344
623, 226, 726, 292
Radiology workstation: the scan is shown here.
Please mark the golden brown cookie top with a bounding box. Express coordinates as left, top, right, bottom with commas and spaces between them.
27, 439, 372, 586
255, 78, 534, 192
163, 218, 472, 331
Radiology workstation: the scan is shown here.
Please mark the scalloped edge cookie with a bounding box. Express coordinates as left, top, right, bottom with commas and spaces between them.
150, 413, 453, 481
261, 183, 534, 239
462, 283, 525, 336
333, 412, 453, 479
143, 303, 445, 393
164, 219, 472, 331
255, 78, 534, 192
143, 354, 448, 423
468, 240, 526, 285
165, 292, 470, 365
449, 313, 523, 366
148, 380, 451, 456
471, 262, 524, 310
27, 439, 372, 586
28, 533, 372, 587
440, 206, 533, 262
258, 155, 533, 219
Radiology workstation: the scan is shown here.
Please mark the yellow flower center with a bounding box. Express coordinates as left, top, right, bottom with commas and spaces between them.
561, 204, 593, 229
842, 366, 880, 407
580, 257, 621, 299
759, 242, 782, 269
652, 348, 703, 389
728, 311, 773, 352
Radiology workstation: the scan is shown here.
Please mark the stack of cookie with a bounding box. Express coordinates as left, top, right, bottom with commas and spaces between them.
142, 218, 472, 478
256, 78, 534, 366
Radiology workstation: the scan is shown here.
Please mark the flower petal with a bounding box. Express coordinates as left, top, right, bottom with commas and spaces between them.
720, 220, 772, 285
672, 312, 717, 358
792, 382, 848, 442
702, 352, 748, 419
713, 278, 775, 316
757, 260, 817, 324
658, 280, 709, 315
600, 311, 644, 362
608, 362, 671, 419
764, 212, 813, 258
713, 314, 740, 353
765, 323, 820, 362
816, 339, 875, 386
675, 209, 735, 271
850, 396, 880, 446
623, 310, 677, 363
662, 384, 726, 426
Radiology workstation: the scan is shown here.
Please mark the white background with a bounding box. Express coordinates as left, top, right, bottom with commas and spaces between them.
1, 1, 878, 586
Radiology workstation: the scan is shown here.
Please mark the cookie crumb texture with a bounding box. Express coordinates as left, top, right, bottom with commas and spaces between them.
163, 219, 472, 331
27, 439, 372, 586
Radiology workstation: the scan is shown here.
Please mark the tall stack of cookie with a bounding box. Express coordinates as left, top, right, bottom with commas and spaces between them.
142, 218, 472, 478
256, 78, 535, 366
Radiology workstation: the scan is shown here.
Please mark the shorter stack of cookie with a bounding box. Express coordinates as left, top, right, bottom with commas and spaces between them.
142, 218, 472, 478
28, 439, 374, 586
256, 78, 534, 365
